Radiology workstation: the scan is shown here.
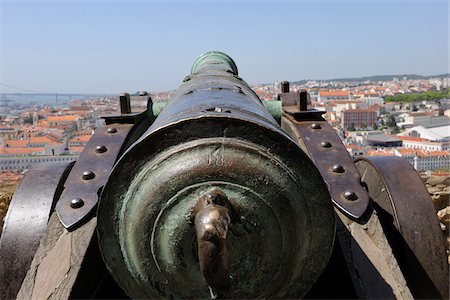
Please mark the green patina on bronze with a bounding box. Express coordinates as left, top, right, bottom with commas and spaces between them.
191, 51, 238, 75
97, 51, 335, 299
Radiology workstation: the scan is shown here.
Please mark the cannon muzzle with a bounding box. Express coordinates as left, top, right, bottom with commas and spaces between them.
97, 51, 335, 299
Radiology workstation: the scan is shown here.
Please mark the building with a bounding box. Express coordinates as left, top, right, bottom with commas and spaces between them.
398, 125, 450, 142
346, 144, 364, 157
341, 108, 377, 130
359, 97, 384, 107
394, 148, 450, 171
397, 111, 450, 128
318, 90, 350, 103
68, 133, 92, 148
332, 100, 365, 118
0, 155, 77, 170
365, 134, 402, 148
395, 136, 450, 151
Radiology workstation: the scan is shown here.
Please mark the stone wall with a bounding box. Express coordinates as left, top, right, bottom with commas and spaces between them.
422, 173, 450, 263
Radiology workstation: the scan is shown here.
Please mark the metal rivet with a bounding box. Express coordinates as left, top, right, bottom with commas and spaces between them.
321, 141, 332, 148
344, 191, 358, 201
332, 165, 345, 173
95, 145, 107, 153
70, 198, 84, 209
107, 127, 117, 134
310, 123, 321, 129
82, 170, 95, 180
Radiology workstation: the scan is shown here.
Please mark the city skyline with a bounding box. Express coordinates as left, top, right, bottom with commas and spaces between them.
1, 0, 449, 94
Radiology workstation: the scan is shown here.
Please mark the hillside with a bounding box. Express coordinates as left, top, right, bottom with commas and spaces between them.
291, 73, 449, 85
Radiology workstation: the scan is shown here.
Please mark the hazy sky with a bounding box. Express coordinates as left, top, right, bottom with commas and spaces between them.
0, 0, 448, 93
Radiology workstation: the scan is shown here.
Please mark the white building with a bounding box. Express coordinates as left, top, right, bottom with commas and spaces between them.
394, 148, 450, 171
398, 125, 450, 141
0, 155, 77, 170
397, 111, 450, 128
359, 97, 384, 106
395, 136, 450, 151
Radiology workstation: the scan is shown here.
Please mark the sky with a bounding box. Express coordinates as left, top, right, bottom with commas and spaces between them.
0, 0, 448, 94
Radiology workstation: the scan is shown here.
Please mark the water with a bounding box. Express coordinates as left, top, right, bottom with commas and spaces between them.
0, 93, 113, 106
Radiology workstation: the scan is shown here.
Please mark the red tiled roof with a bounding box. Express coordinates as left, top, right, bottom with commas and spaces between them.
4, 139, 28, 147
48, 115, 79, 122
395, 148, 416, 156
69, 135, 92, 143
346, 144, 363, 150
68, 146, 85, 153
0, 147, 45, 155
342, 108, 377, 113
29, 136, 60, 145
394, 135, 431, 143
319, 90, 349, 97
366, 149, 394, 156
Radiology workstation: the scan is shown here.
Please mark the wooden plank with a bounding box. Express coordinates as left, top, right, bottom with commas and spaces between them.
17, 213, 97, 300
336, 209, 413, 300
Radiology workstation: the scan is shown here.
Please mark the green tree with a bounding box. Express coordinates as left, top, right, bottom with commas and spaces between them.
392, 126, 401, 134
385, 114, 396, 127
385, 88, 450, 103
347, 123, 356, 131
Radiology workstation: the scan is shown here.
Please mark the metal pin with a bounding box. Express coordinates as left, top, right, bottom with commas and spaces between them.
299, 90, 308, 111
82, 170, 95, 180
310, 123, 321, 129
320, 141, 332, 148
332, 165, 345, 173
70, 198, 84, 209
95, 145, 107, 153
120, 93, 131, 114
281, 81, 290, 93
344, 191, 358, 201
107, 127, 117, 134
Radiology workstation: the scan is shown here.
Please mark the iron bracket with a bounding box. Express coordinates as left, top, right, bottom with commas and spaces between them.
56, 122, 134, 230
0, 161, 73, 299
282, 112, 370, 219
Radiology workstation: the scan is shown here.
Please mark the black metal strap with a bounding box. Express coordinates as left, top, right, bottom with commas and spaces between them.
0, 161, 73, 299
56, 123, 133, 229
283, 114, 370, 219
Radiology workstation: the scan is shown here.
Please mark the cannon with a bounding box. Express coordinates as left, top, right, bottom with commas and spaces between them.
0, 52, 448, 299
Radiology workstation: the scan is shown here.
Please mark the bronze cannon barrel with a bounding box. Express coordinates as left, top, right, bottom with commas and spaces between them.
97, 51, 335, 299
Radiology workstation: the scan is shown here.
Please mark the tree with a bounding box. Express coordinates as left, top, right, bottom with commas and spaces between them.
23, 113, 33, 124
373, 123, 378, 130
385, 114, 396, 127
392, 126, 401, 134
347, 123, 356, 131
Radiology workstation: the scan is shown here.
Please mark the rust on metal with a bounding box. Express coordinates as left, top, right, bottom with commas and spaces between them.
56, 123, 133, 229
355, 156, 449, 299
282, 114, 370, 219
120, 92, 132, 114
0, 162, 73, 299
299, 89, 308, 111
280, 81, 290, 93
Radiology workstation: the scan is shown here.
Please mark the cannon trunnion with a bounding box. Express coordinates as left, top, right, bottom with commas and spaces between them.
0, 52, 448, 299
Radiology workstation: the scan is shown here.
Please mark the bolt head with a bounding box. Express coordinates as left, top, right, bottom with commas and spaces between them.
344, 191, 358, 201
320, 141, 332, 148
310, 123, 321, 129
107, 127, 117, 134
70, 198, 84, 209
95, 145, 107, 153
82, 170, 95, 180
332, 165, 345, 173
